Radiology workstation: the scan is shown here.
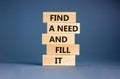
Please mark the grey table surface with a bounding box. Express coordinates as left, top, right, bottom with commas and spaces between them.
0, 62, 120, 79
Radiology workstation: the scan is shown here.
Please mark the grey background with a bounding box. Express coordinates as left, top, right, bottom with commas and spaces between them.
0, 0, 120, 65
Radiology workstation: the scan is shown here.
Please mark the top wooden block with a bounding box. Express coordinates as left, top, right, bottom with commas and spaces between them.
43, 12, 76, 23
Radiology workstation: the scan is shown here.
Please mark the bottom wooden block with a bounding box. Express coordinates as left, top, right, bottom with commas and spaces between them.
42, 55, 75, 66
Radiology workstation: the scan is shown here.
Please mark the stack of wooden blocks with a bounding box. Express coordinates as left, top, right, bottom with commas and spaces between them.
42, 12, 80, 66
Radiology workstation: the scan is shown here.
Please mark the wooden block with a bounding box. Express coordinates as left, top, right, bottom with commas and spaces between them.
42, 34, 75, 44
43, 12, 76, 23
42, 55, 75, 66
47, 44, 80, 55
47, 23, 80, 34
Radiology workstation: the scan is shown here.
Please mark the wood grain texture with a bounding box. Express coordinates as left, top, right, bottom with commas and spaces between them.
43, 12, 76, 23
47, 44, 80, 55
42, 55, 75, 66
42, 34, 75, 44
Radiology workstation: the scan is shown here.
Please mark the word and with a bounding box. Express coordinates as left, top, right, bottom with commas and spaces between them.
49, 36, 67, 42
